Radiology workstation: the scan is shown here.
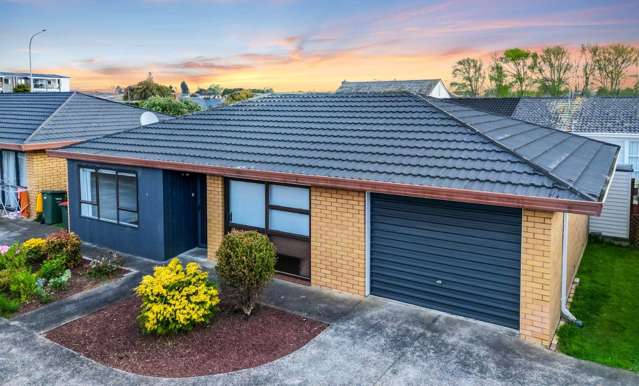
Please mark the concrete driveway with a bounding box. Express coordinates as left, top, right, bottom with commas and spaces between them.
1, 217, 638, 385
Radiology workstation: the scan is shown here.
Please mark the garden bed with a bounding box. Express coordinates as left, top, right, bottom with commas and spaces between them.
15, 259, 127, 316
46, 296, 327, 377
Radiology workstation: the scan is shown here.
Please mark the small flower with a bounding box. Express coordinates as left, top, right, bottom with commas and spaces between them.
0, 245, 9, 254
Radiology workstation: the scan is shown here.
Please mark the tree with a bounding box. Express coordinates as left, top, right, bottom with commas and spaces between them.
533, 46, 573, 96
13, 83, 30, 93
592, 44, 639, 95
501, 48, 536, 96
578, 44, 600, 95
450, 58, 485, 96
180, 80, 190, 96
139, 96, 202, 116
485, 55, 511, 97
224, 89, 254, 105
124, 73, 173, 101
206, 84, 223, 96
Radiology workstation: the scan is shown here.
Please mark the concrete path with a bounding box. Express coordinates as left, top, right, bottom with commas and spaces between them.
1, 217, 638, 385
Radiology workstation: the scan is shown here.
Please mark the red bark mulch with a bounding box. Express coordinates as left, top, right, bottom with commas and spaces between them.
46, 296, 327, 378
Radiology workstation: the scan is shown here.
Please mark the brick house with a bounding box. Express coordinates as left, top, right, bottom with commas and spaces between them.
0, 92, 169, 217
49, 93, 618, 346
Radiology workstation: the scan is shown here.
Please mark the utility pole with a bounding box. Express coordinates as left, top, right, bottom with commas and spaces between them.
29, 28, 47, 91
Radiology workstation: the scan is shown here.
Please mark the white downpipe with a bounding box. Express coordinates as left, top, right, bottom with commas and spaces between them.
561, 212, 583, 326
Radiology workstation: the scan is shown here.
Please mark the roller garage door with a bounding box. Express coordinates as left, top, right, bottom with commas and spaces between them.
370, 194, 522, 329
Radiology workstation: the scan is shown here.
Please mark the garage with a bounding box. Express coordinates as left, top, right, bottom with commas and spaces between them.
370, 193, 522, 329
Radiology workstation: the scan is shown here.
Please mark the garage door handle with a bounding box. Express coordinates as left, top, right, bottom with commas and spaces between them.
435, 280, 443, 286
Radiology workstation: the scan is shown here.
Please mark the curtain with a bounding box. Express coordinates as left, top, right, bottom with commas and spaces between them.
2, 151, 18, 208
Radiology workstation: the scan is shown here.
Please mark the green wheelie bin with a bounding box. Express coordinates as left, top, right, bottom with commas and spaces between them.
42, 190, 67, 225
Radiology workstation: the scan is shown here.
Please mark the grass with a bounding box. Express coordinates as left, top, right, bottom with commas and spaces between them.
557, 239, 639, 372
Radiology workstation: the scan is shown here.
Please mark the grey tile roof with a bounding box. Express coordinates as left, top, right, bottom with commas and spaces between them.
337, 79, 442, 94
428, 98, 618, 201
452, 97, 639, 134
449, 97, 522, 116
0, 92, 171, 146
61, 92, 617, 202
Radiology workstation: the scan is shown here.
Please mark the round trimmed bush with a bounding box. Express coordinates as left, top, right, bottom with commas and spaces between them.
215, 230, 277, 316
135, 258, 220, 335
45, 231, 81, 268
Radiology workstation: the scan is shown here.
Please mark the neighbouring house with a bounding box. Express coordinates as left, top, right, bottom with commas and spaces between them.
0, 92, 170, 218
183, 95, 224, 110
0, 71, 70, 92
451, 96, 638, 239
49, 92, 617, 347
337, 79, 451, 98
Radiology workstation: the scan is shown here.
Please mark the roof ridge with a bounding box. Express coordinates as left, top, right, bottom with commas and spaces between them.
416, 94, 595, 202
23, 92, 75, 144
76, 92, 172, 119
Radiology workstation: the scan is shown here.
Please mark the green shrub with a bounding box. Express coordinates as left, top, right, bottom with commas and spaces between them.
48, 269, 71, 291
34, 279, 52, 303
0, 243, 27, 271
88, 252, 122, 279
46, 231, 82, 268
135, 258, 220, 335
13, 83, 30, 93
215, 230, 277, 316
0, 270, 11, 291
37, 256, 67, 281
0, 294, 20, 316
9, 270, 37, 302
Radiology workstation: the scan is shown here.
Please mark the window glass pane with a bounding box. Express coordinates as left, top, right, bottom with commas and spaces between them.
97, 169, 117, 222
269, 184, 309, 210
629, 141, 639, 156
79, 168, 96, 202
81, 203, 98, 218
2, 150, 16, 185
229, 180, 265, 228
118, 173, 137, 211
17, 152, 27, 187
269, 209, 309, 236
119, 210, 138, 227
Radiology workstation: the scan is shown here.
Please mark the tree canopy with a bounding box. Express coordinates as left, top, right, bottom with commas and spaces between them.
450, 58, 485, 96
124, 73, 173, 101
139, 96, 202, 116
180, 80, 190, 95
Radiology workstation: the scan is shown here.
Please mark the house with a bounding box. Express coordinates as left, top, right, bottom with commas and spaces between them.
337, 79, 451, 98
0, 92, 170, 217
49, 92, 617, 347
182, 95, 224, 110
0, 72, 70, 92
450, 96, 638, 239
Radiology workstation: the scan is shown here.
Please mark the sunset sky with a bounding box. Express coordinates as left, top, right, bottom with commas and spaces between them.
1, 0, 638, 92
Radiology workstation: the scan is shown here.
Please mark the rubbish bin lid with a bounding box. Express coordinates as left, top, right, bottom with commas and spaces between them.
59, 201, 69, 207
42, 190, 67, 194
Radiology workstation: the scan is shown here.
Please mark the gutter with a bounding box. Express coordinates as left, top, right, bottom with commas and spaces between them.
561, 212, 583, 327
0, 140, 80, 152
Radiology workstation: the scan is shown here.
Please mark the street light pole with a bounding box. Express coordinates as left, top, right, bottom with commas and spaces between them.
28, 28, 46, 91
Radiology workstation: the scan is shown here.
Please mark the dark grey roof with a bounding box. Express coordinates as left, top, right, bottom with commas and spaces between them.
452, 97, 639, 134
450, 97, 521, 116
0, 71, 69, 79
337, 79, 442, 94
428, 98, 618, 201
61, 92, 617, 203
0, 92, 171, 145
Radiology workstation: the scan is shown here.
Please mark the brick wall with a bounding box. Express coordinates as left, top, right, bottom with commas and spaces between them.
567, 214, 588, 293
26, 151, 68, 219
310, 187, 366, 295
206, 175, 225, 261
520, 210, 564, 346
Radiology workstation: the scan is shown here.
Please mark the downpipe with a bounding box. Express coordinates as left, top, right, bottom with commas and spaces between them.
561, 212, 583, 327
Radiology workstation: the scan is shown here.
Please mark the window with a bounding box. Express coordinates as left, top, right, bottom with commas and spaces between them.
227, 180, 309, 237
0, 151, 26, 209
79, 167, 138, 227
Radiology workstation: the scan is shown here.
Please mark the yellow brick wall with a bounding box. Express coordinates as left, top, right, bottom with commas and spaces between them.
520, 210, 563, 346
567, 214, 588, 293
26, 151, 68, 219
310, 187, 366, 295
206, 175, 225, 261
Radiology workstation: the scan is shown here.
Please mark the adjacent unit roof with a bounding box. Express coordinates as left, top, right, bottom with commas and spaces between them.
0, 92, 171, 149
0, 71, 69, 79
337, 79, 443, 95
52, 92, 618, 214
451, 97, 639, 134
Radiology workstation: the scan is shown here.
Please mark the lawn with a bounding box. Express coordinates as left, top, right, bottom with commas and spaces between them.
558, 240, 639, 372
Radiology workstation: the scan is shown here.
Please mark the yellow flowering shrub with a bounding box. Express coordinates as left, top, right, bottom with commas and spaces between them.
22, 238, 47, 263
135, 258, 220, 335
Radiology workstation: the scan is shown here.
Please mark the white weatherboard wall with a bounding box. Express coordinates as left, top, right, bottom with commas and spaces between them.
429, 81, 450, 98
590, 167, 632, 239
